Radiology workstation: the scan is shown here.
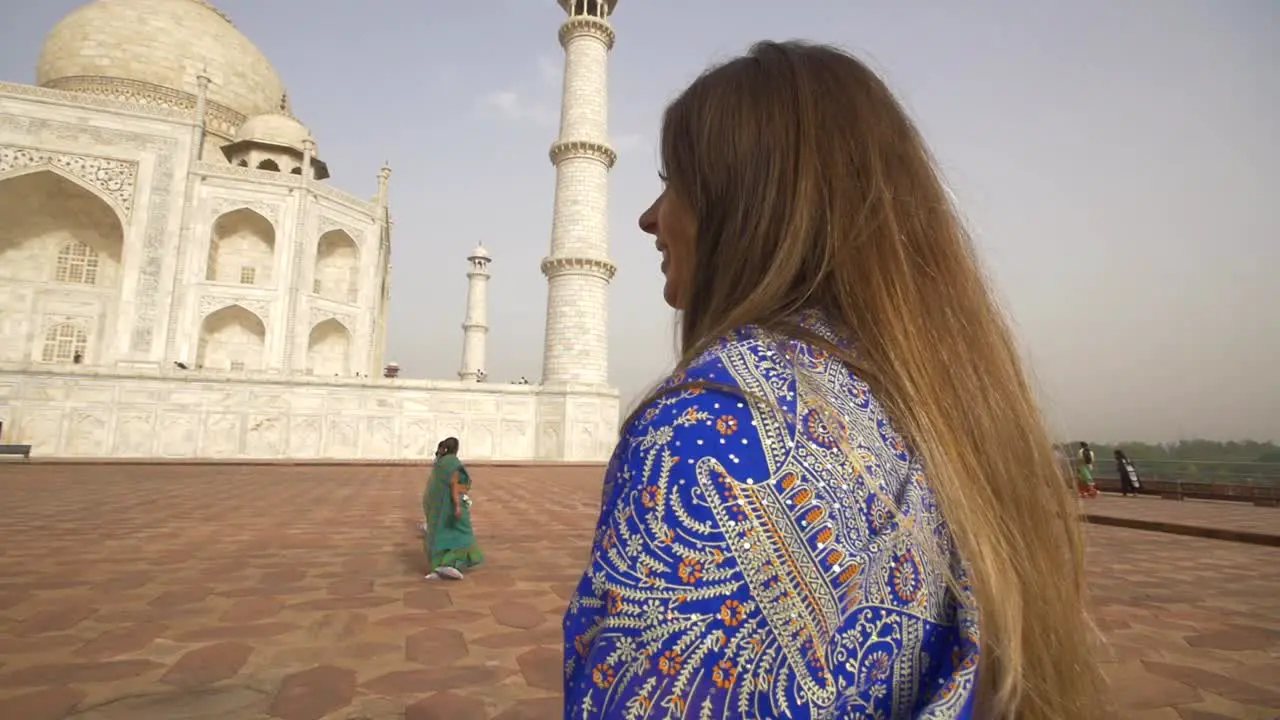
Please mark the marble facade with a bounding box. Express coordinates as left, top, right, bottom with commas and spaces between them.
0, 0, 623, 462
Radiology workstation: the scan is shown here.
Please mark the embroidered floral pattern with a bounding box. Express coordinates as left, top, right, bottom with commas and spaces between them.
564, 313, 980, 719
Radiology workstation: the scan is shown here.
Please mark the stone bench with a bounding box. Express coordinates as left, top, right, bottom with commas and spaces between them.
0, 444, 32, 459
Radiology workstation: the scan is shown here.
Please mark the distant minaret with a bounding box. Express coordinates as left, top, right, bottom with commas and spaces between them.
458, 245, 491, 382
539, 0, 618, 386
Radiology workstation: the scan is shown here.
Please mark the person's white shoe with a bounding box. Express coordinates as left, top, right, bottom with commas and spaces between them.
436, 566, 464, 580
424, 572, 440, 580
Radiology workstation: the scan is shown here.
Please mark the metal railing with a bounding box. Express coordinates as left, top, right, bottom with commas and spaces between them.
1089, 458, 1280, 487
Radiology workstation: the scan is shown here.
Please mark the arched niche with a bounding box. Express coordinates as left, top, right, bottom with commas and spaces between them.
197, 304, 266, 371
257, 159, 280, 171
207, 208, 275, 285
314, 229, 360, 303
0, 169, 125, 286
306, 317, 351, 376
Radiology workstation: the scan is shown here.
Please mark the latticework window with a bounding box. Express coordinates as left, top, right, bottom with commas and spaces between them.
40, 323, 88, 363
54, 241, 99, 285
229, 360, 246, 371
239, 266, 256, 285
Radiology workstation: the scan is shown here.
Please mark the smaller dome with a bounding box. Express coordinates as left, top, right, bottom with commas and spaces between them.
469, 244, 491, 260
234, 112, 314, 154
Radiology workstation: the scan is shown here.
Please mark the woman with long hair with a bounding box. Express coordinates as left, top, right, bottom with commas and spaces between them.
423, 437, 483, 580
563, 41, 1104, 718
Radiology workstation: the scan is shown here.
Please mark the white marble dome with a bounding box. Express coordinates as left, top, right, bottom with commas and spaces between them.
36, 0, 286, 120
235, 112, 314, 154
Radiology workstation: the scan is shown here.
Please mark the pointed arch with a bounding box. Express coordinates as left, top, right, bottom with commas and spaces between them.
257, 159, 280, 171
306, 317, 352, 376
0, 164, 129, 228
197, 304, 266, 371
314, 228, 360, 303
207, 207, 276, 285
0, 169, 125, 287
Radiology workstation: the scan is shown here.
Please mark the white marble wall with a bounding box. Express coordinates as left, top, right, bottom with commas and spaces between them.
0, 366, 620, 462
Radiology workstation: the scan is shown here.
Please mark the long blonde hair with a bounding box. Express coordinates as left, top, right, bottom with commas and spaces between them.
643, 41, 1105, 718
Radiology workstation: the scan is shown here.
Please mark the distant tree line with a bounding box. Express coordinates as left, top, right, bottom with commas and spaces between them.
1060, 439, 1280, 484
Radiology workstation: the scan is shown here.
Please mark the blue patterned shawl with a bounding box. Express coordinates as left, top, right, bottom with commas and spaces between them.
563, 313, 980, 719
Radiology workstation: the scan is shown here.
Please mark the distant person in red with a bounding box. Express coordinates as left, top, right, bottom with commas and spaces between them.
1077, 442, 1098, 498
1115, 449, 1142, 497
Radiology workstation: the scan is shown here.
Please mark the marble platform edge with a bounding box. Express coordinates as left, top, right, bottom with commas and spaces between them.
1084, 513, 1280, 547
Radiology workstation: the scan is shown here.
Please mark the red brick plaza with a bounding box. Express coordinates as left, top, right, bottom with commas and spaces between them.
0, 463, 1276, 719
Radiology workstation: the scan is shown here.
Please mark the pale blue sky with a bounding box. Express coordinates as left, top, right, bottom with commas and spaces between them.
2, 0, 1277, 442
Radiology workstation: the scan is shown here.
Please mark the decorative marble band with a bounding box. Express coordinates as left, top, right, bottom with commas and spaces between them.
308, 306, 353, 331
540, 255, 617, 281
199, 295, 271, 322
318, 216, 366, 246
461, 321, 489, 332
549, 140, 616, 169
194, 161, 376, 216
209, 196, 283, 225
559, 16, 615, 49
40, 76, 248, 139
0, 144, 138, 218
0, 80, 188, 124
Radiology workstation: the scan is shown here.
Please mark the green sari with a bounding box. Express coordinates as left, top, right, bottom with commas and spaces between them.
423, 454, 484, 570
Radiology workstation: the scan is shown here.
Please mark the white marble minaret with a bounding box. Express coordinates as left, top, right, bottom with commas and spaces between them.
458, 244, 491, 382
540, 0, 618, 387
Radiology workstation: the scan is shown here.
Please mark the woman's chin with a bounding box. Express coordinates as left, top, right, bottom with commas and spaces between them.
661, 283, 684, 311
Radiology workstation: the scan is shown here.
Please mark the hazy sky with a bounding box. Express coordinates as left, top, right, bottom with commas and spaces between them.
2, 0, 1277, 443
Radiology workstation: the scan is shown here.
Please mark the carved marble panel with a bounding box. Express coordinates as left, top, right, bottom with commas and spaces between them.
437, 416, 464, 444
573, 423, 597, 463
158, 412, 198, 456
288, 415, 322, 457
66, 411, 108, 456
113, 410, 156, 456
363, 416, 395, 457
501, 420, 530, 459
246, 414, 284, 456
0, 144, 137, 219
469, 421, 495, 459
539, 423, 562, 460
400, 417, 434, 458
203, 412, 241, 457
0, 115, 179, 352
16, 410, 62, 451
326, 415, 358, 457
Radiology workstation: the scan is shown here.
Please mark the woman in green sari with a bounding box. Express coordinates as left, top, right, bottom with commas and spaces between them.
422, 437, 483, 580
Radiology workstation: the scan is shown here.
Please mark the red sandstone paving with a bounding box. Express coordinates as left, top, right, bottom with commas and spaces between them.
0, 464, 1276, 719
1086, 493, 1280, 537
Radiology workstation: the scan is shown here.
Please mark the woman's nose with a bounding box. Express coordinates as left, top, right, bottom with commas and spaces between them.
638, 202, 657, 234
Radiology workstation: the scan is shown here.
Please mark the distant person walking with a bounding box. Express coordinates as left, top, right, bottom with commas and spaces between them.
1077, 441, 1098, 498
422, 437, 483, 580
1115, 449, 1142, 496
